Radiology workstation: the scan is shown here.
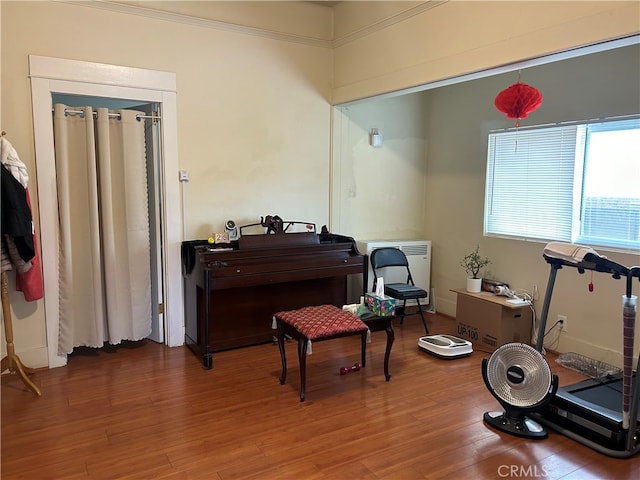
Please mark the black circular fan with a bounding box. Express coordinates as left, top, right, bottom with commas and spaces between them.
482, 343, 558, 439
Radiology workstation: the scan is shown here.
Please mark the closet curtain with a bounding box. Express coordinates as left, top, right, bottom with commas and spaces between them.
53, 104, 152, 355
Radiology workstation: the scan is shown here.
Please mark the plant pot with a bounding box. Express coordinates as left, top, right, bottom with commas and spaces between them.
466, 277, 482, 293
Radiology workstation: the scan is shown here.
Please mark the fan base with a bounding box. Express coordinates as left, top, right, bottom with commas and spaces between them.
484, 411, 548, 439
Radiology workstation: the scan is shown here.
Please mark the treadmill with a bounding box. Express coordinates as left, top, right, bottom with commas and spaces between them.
530, 242, 640, 458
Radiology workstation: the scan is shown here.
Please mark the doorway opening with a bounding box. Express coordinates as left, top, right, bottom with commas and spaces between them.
30, 55, 184, 368
51, 94, 165, 345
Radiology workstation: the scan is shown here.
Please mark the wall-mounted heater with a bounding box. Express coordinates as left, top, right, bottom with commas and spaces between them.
349, 239, 432, 306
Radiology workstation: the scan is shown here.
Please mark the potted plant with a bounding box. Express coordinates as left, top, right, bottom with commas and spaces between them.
461, 245, 491, 293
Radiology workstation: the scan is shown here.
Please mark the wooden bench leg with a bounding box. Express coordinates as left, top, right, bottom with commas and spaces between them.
277, 321, 287, 386
297, 336, 309, 402
384, 321, 394, 381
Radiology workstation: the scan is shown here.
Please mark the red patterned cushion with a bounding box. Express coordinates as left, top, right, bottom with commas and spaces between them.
275, 305, 368, 340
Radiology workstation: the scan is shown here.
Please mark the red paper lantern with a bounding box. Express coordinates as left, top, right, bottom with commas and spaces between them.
494, 81, 543, 128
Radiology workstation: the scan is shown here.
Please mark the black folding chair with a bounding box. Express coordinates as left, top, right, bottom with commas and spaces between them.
370, 247, 429, 335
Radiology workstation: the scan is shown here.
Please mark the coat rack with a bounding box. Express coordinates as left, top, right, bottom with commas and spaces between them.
1, 272, 41, 396
0, 130, 41, 396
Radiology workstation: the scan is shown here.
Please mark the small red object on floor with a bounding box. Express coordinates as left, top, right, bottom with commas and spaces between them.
340, 362, 362, 375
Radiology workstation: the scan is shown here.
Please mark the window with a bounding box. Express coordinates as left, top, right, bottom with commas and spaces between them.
485, 117, 640, 252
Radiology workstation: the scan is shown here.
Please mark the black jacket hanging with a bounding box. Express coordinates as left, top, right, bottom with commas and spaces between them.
1, 163, 35, 262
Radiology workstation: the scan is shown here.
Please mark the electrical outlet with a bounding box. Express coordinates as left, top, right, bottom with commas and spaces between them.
558, 314, 567, 332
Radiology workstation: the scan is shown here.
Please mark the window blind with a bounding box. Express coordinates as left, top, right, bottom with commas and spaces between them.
485, 125, 578, 242
485, 117, 639, 251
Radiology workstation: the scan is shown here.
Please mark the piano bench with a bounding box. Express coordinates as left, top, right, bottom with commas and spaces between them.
274, 304, 369, 402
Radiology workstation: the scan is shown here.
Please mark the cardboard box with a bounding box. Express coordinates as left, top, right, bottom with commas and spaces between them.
453, 290, 532, 350
365, 293, 396, 317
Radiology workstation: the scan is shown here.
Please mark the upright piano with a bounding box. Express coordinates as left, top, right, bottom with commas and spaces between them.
182, 232, 366, 368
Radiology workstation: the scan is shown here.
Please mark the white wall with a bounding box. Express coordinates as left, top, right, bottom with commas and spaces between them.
332, 1, 640, 104
331, 94, 429, 240
335, 43, 640, 367
1, 1, 638, 369
423, 44, 640, 366
0, 1, 333, 367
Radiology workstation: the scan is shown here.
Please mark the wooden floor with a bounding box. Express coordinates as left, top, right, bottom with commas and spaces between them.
2, 313, 639, 479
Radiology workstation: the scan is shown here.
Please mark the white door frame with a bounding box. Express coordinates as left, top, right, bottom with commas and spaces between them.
145, 107, 166, 344
29, 55, 184, 368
